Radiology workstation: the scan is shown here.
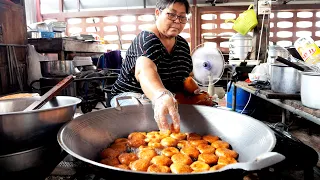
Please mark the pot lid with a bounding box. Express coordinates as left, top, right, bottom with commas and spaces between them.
268, 45, 289, 52
230, 33, 253, 40
301, 72, 320, 76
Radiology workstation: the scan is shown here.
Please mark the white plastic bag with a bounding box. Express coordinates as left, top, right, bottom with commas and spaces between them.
249, 63, 269, 82
27, 44, 48, 85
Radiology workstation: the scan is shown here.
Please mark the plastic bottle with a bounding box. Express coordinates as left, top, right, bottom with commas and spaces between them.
294, 36, 320, 65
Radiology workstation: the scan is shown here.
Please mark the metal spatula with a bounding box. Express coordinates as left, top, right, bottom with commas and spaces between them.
23, 75, 74, 112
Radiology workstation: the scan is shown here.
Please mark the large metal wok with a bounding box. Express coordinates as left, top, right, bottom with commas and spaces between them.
58, 97, 285, 178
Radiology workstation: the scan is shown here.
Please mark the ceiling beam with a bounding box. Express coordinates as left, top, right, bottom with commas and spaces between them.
42, 8, 155, 20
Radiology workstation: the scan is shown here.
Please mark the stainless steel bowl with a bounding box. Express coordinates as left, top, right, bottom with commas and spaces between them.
0, 96, 81, 155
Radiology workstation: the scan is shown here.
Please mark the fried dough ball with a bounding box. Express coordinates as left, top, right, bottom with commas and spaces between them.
190, 161, 210, 172
202, 135, 219, 144
148, 142, 163, 149
215, 148, 238, 159
189, 140, 208, 147
114, 164, 130, 170
128, 138, 147, 148
177, 140, 191, 149
161, 147, 180, 158
146, 131, 160, 137
138, 149, 158, 161
159, 130, 171, 138
198, 153, 218, 165
170, 133, 187, 141
171, 153, 193, 165
114, 138, 128, 144
180, 146, 200, 159
129, 159, 150, 172
196, 144, 215, 154
211, 140, 230, 149
100, 157, 120, 166
217, 156, 237, 166
110, 143, 127, 153
151, 155, 173, 166
128, 132, 146, 140
138, 145, 155, 151
147, 164, 171, 173
145, 133, 162, 143
118, 153, 138, 165
210, 164, 226, 171
170, 163, 193, 174
160, 137, 178, 147
186, 133, 202, 140
100, 148, 120, 159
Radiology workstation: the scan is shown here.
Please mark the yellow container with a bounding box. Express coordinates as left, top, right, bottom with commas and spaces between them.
225, 4, 258, 35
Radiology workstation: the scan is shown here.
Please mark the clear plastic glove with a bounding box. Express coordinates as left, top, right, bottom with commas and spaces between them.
152, 90, 180, 133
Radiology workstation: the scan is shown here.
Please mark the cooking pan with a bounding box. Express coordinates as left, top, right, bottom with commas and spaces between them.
58, 97, 285, 178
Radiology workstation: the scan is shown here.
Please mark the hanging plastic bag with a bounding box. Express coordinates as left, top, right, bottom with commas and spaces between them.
225, 4, 258, 35
26, 44, 47, 86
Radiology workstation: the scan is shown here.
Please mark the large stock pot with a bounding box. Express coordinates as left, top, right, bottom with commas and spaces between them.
58, 97, 284, 179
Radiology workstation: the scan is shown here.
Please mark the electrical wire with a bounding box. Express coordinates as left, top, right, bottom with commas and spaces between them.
240, 93, 252, 114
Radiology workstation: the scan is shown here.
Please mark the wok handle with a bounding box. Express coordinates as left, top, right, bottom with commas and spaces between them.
219, 152, 285, 171
115, 96, 143, 110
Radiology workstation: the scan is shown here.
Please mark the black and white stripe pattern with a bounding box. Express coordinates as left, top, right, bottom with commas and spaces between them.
111, 31, 192, 97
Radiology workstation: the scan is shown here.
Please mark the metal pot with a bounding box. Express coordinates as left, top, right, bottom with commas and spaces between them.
267, 45, 291, 64
0, 142, 63, 174
270, 64, 302, 94
229, 33, 252, 60
40, 60, 80, 77
58, 97, 284, 178
0, 96, 81, 155
301, 72, 320, 109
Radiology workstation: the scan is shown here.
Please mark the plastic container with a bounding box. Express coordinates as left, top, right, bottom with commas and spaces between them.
225, 4, 258, 35
226, 82, 256, 115
294, 36, 320, 65
40, 32, 55, 39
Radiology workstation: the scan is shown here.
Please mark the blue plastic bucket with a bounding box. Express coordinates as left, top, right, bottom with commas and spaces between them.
226, 82, 255, 115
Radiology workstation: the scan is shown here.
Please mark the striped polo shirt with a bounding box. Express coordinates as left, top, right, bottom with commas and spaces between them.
111, 30, 192, 98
